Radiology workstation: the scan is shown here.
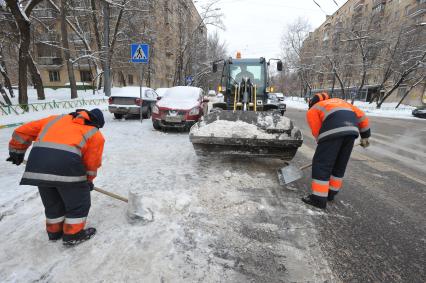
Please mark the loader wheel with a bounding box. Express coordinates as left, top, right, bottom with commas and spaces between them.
114, 113, 123, 119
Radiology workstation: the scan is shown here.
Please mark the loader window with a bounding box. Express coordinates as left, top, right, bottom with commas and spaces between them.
231, 63, 264, 86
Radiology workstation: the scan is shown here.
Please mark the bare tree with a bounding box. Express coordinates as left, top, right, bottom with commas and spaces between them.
173, 0, 223, 87
281, 17, 312, 97
5, 0, 45, 105
60, 0, 78, 99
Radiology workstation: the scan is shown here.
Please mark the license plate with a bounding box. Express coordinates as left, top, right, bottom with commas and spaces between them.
165, 116, 182, 123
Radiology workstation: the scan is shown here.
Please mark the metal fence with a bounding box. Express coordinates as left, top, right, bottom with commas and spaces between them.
0, 98, 107, 116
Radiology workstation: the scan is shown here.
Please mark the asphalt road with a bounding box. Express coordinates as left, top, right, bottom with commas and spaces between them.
285, 108, 426, 282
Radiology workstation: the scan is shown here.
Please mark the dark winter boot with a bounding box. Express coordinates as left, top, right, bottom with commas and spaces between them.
327, 191, 338, 201
63, 228, 96, 247
48, 231, 63, 241
302, 194, 327, 209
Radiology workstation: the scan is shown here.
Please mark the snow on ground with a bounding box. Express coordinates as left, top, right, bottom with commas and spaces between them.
0, 112, 336, 282
284, 96, 420, 119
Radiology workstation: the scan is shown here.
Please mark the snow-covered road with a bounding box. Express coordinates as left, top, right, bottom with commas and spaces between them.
0, 113, 335, 282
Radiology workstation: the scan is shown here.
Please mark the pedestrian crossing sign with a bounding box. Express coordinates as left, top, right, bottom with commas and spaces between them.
131, 43, 149, 63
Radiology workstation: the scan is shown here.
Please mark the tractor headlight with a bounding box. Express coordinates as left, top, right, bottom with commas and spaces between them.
189, 107, 200, 116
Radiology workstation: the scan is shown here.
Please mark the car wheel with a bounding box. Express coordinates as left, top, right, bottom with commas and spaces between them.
114, 113, 123, 119
143, 107, 152, 119
152, 120, 161, 130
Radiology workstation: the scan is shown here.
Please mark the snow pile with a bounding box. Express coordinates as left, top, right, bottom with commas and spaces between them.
284, 96, 419, 119
257, 114, 292, 131
191, 120, 280, 139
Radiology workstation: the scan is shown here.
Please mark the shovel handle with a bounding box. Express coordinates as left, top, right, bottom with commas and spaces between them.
94, 187, 128, 203
21, 161, 128, 203
300, 163, 313, 170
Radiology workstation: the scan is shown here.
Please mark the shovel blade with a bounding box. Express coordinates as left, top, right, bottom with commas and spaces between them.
278, 164, 304, 185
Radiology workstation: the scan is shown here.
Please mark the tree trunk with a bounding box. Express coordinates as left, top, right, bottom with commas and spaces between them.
27, 54, 45, 100
103, 1, 111, 96
18, 28, 30, 106
0, 82, 12, 105
5, 0, 43, 108
0, 49, 15, 98
60, 0, 78, 99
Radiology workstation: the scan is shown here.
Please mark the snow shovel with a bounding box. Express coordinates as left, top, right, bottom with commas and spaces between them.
278, 144, 363, 185
21, 160, 149, 222
278, 163, 312, 185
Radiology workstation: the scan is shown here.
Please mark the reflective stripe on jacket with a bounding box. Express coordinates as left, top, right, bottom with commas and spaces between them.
9, 111, 105, 187
306, 98, 370, 143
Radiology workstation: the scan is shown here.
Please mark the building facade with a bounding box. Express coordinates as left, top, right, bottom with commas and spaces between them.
0, 0, 207, 90
301, 0, 426, 105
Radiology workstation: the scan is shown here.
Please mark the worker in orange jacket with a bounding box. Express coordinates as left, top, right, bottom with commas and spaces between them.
7, 109, 105, 246
302, 93, 370, 209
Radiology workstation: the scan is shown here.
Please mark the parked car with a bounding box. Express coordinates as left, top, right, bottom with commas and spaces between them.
266, 93, 286, 115
155, 88, 169, 98
275, 92, 284, 102
108, 87, 158, 119
412, 106, 426, 119
152, 86, 208, 130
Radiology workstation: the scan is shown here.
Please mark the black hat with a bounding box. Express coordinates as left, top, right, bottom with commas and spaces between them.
309, 92, 330, 109
90, 108, 105, 128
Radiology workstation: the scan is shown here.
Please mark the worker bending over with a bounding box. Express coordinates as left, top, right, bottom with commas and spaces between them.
7, 109, 105, 246
303, 93, 370, 209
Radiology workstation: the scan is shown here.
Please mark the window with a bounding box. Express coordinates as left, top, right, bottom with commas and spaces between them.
80, 71, 92, 82
49, 71, 60, 82
128, 74, 134, 85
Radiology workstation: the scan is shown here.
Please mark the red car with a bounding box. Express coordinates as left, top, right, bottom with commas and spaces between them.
152, 86, 208, 131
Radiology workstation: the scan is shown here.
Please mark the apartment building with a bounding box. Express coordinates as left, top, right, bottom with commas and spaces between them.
1, 0, 206, 90
301, 0, 426, 105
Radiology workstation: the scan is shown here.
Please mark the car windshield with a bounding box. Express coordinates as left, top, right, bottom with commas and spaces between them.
229, 62, 265, 85
268, 94, 277, 100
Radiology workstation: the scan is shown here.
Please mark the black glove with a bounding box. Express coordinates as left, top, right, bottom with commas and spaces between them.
6, 152, 25, 166
88, 182, 94, 191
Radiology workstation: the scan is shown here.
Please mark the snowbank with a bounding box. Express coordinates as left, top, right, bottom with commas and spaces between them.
191, 119, 294, 140
284, 97, 419, 119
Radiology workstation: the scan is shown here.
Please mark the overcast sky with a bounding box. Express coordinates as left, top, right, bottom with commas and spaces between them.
195, 0, 343, 58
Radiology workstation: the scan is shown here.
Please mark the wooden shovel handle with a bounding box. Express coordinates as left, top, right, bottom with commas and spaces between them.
94, 187, 128, 203
300, 163, 313, 170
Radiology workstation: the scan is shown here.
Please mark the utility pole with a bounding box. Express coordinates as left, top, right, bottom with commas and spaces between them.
103, 1, 111, 96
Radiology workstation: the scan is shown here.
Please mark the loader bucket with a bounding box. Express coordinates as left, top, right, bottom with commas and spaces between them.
189, 110, 303, 160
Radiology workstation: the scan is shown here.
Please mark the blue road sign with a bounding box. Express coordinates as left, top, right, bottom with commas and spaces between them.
131, 43, 149, 63
186, 76, 193, 85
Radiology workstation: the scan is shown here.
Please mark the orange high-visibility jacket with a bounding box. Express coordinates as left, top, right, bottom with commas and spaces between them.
9, 111, 105, 187
306, 98, 370, 143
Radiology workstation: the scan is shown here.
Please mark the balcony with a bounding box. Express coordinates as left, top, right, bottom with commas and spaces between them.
408, 3, 426, 18
354, 0, 365, 11
38, 33, 60, 43
37, 57, 63, 66
32, 8, 58, 19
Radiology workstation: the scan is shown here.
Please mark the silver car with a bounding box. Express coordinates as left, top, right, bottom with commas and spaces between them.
108, 87, 158, 119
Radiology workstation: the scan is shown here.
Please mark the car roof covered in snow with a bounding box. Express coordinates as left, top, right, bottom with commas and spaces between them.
157, 86, 203, 110
110, 87, 153, 98
163, 86, 202, 98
